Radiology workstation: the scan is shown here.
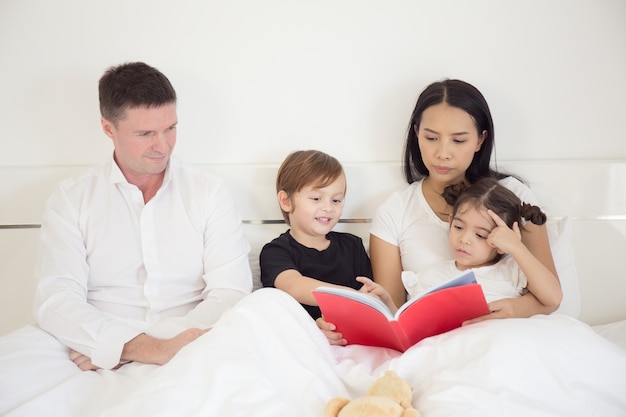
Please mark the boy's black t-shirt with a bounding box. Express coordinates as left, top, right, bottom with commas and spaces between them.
259, 230, 373, 319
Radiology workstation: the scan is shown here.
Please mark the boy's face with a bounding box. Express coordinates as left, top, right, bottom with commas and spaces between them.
448, 204, 499, 270
281, 174, 346, 247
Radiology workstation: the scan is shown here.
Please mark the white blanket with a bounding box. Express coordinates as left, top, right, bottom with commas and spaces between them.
2, 288, 626, 417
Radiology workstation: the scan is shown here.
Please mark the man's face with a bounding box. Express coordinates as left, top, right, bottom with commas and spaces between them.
101, 103, 177, 181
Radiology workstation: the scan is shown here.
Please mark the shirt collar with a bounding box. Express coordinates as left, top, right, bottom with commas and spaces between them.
108, 154, 174, 188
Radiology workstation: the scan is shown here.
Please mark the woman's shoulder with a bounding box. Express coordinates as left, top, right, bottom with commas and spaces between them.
498, 176, 538, 205
375, 181, 423, 212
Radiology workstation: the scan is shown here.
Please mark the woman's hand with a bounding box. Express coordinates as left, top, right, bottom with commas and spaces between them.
315, 317, 347, 346
462, 298, 517, 325
463, 292, 556, 325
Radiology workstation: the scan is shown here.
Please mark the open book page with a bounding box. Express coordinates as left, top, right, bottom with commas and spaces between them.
311, 286, 395, 320
395, 270, 477, 317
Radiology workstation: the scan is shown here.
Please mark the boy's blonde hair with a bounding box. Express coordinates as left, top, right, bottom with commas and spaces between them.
276, 150, 345, 224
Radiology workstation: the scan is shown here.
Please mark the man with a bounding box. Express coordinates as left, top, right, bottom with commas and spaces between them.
33, 62, 253, 370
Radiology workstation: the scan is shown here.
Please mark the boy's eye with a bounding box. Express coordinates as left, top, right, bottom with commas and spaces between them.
333, 199, 343, 204
310, 197, 321, 201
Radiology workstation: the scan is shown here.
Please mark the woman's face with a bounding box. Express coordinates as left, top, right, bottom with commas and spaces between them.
416, 103, 486, 186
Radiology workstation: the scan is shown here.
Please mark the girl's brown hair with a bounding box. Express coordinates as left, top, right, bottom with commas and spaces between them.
442, 177, 546, 229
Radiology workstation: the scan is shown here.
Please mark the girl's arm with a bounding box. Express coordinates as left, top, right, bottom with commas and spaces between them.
369, 234, 407, 308
487, 210, 562, 310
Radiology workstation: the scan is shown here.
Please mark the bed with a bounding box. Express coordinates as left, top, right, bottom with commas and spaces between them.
1, 160, 625, 416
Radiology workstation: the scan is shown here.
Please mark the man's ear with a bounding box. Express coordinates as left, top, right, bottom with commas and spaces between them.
101, 117, 115, 140
277, 190, 292, 213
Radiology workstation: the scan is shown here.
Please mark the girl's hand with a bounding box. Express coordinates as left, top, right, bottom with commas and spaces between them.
486, 209, 523, 254
356, 276, 398, 314
315, 317, 347, 346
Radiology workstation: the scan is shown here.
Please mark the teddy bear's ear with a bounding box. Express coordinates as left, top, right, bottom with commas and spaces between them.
323, 397, 350, 417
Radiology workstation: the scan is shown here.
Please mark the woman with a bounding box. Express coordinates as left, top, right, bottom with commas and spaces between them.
369, 79, 560, 321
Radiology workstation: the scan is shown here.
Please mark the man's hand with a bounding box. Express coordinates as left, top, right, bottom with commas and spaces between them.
69, 327, 209, 371
69, 349, 100, 371
121, 328, 209, 365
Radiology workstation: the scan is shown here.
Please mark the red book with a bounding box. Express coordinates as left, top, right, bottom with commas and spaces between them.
312, 270, 489, 352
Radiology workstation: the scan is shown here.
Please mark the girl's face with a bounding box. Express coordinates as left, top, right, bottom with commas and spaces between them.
278, 174, 346, 247
416, 103, 486, 186
448, 203, 499, 270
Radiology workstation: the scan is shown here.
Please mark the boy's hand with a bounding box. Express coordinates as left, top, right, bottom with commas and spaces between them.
356, 276, 398, 313
315, 317, 347, 345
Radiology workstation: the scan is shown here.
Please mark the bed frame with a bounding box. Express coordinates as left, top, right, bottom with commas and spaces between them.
1, 159, 625, 335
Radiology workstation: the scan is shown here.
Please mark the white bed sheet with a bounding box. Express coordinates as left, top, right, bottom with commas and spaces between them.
1, 288, 626, 417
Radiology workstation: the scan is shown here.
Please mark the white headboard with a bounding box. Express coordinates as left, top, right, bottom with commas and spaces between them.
1, 159, 625, 335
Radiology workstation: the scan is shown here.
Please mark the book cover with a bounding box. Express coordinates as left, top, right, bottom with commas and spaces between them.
312, 270, 489, 351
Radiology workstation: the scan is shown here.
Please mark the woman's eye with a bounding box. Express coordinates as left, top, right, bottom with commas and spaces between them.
453, 138, 467, 144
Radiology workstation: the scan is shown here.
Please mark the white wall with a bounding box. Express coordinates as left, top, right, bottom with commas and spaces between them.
1, 0, 626, 333
1, 0, 625, 168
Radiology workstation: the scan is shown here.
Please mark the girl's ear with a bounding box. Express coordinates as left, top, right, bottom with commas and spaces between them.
277, 190, 292, 213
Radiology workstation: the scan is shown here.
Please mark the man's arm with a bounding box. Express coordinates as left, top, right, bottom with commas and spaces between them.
69, 329, 209, 371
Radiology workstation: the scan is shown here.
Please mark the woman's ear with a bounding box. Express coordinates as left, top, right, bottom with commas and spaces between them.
476, 130, 487, 151
277, 190, 292, 213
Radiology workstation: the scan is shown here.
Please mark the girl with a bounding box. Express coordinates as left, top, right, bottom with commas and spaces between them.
402, 178, 562, 308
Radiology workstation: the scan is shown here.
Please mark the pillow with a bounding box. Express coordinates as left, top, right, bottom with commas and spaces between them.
244, 223, 288, 291
546, 216, 581, 317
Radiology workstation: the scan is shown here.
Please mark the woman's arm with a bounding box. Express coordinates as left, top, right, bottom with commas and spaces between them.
369, 234, 407, 308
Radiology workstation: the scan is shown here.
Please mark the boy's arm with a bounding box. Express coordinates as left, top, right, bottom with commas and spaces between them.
274, 270, 352, 306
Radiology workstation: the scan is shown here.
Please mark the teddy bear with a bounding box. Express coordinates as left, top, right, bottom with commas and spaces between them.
323, 370, 421, 417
